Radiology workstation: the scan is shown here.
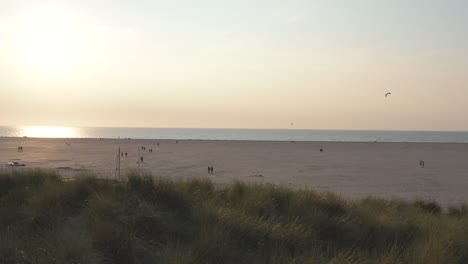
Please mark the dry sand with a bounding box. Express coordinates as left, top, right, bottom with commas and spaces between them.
1, 137, 468, 205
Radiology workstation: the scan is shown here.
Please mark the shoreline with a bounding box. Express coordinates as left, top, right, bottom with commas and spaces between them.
2, 136, 468, 145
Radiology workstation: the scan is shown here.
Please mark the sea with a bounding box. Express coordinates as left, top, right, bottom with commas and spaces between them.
1, 126, 468, 143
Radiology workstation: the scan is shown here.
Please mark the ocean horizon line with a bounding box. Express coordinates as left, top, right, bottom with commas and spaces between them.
2, 126, 468, 143
2, 125, 468, 133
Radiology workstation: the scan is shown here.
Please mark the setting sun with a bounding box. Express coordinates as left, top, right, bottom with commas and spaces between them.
12, 6, 87, 74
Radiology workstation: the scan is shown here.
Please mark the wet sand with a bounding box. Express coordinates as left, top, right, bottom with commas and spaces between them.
1, 137, 468, 205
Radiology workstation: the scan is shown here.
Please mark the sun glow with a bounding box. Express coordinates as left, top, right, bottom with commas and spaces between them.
19, 126, 80, 138
12, 6, 87, 74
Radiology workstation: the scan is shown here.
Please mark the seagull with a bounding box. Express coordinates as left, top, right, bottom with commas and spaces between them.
385, 92, 391, 97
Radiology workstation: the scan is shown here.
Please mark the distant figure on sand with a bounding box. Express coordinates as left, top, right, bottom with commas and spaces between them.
210, 166, 214, 174
419, 160, 425, 168
125, 152, 127, 157
140, 156, 144, 163
320, 148, 323, 152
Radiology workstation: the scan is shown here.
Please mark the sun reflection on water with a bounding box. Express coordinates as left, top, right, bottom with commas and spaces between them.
19, 126, 80, 138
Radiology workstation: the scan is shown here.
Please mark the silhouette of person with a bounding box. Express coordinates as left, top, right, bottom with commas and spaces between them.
125, 152, 127, 157
140, 156, 144, 163
210, 166, 214, 174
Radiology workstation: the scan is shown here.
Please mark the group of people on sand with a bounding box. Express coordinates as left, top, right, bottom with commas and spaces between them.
141, 146, 155, 152
207, 166, 214, 174
419, 160, 425, 168
17, 146, 24, 152
65, 142, 71, 146
118, 145, 158, 164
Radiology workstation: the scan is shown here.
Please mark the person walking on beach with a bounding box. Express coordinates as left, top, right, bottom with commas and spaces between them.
210, 166, 214, 174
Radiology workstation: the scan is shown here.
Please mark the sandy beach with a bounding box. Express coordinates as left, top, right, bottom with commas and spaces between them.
1, 137, 468, 205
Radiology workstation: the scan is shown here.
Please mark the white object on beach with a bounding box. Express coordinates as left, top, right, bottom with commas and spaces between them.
7, 161, 26, 167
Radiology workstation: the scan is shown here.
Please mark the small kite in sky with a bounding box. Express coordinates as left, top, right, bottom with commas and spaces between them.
385, 92, 391, 97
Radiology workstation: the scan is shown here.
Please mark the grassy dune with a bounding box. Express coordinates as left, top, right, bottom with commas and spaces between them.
0, 169, 467, 263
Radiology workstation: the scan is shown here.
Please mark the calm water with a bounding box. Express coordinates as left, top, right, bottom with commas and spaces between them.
1, 126, 468, 143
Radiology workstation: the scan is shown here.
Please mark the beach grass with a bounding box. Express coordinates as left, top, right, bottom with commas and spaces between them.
0, 169, 467, 263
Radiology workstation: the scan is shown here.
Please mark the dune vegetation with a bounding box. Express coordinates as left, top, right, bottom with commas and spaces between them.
0, 169, 467, 263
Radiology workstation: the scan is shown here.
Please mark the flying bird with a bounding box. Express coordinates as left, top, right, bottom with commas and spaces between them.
385, 92, 391, 97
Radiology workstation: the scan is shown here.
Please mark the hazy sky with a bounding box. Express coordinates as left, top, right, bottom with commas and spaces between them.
0, 0, 467, 130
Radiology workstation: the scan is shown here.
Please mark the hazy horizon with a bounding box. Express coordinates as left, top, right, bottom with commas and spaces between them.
1, 1, 467, 131
2, 125, 468, 133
